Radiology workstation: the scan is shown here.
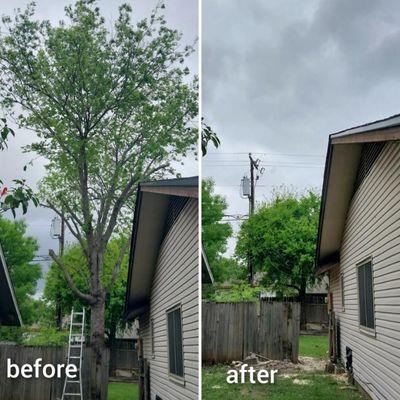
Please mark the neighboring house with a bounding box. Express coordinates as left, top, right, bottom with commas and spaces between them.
124, 177, 198, 400
0, 243, 22, 326
316, 114, 400, 400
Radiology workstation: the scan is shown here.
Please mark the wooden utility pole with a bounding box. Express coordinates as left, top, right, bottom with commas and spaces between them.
59, 212, 65, 256
249, 154, 255, 215
248, 153, 260, 284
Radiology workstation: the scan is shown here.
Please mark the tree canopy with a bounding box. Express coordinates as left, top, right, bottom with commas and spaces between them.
235, 190, 320, 297
0, 216, 41, 323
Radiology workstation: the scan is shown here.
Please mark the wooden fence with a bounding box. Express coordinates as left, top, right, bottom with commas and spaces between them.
202, 301, 300, 364
0, 344, 109, 400
109, 339, 138, 378
304, 303, 328, 325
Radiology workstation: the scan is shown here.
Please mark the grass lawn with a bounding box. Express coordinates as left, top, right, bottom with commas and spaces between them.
108, 382, 138, 400
299, 334, 329, 358
202, 366, 364, 400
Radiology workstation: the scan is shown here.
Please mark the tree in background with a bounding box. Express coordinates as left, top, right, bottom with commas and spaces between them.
236, 190, 320, 327
0, 2, 197, 397
0, 216, 41, 324
202, 179, 243, 282
44, 238, 129, 342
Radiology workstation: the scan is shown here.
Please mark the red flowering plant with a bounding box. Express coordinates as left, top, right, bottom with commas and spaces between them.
0, 179, 39, 217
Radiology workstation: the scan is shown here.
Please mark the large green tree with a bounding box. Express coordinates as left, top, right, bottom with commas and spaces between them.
236, 190, 320, 325
0, 216, 41, 324
0, 2, 197, 397
44, 238, 129, 341
202, 179, 235, 281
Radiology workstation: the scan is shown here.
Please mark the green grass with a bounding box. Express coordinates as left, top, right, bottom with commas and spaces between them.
202, 366, 364, 400
299, 334, 328, 358
108, 382, 138, 400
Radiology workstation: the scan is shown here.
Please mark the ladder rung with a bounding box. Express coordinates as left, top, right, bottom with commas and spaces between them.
63, 310, 84, 400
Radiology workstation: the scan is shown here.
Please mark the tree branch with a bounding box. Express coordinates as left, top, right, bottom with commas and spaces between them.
106, 236, 131, 293
49, 249, 95, 304
101, 161, 169, 248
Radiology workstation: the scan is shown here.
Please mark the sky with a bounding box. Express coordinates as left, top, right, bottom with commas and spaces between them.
202, 0, 400, 255
0, 0, 198, 296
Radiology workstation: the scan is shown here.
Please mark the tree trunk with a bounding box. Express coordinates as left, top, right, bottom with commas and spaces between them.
90, 298, 106, 400
299, 286, 307, 331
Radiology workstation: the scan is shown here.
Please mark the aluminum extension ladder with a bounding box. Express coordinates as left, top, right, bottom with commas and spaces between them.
61, 308, 85, 400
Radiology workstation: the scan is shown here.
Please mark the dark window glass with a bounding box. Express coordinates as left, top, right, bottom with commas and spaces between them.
358, 261, 375, 329
167, 308, 184, 377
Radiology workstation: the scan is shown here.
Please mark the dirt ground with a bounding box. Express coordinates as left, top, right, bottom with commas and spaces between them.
231, 354, 326, 376
230, 354, 351, 388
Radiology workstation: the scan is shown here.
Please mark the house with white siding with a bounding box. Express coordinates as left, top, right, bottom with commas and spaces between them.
316, 114, 400, 400
124, 177, 198, 400
0, 242, 22, 326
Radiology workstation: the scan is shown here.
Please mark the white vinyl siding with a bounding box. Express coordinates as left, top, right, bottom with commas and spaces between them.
140, 198, 198, 400
330, 141, 400, 400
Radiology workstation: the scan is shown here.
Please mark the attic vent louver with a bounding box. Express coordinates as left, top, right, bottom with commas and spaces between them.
163, 196, 188, 239
354, 142, 385, 194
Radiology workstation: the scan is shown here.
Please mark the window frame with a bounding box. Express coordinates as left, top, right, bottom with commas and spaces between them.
150, 318, 155, 358
340, 273, 345, 312
166, 304, 185, 384
356, 258, 376, 336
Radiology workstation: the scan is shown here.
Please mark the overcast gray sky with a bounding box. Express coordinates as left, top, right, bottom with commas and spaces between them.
202, 0, 400, 255
0, 0, 198, 296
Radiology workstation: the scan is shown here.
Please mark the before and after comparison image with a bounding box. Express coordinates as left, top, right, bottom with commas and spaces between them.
0, 1, 399, 399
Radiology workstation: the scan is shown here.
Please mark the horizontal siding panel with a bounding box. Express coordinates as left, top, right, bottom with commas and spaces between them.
140, 199, 199, 400
330, 142, 400, 400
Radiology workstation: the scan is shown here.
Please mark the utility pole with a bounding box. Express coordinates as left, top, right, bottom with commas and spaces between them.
249, 153, 257, 215
59, 212, 65, 256
241, 155, 264, 285
248, 153, 260, 285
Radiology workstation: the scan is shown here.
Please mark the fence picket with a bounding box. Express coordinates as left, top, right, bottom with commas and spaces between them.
202, 301, 300, 364
0, 345, 109, 400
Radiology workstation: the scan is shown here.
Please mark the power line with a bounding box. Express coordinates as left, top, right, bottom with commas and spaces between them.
203, 164, 324, 168
206, 151, 325, 157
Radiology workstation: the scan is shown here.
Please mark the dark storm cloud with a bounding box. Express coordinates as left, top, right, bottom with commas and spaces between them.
203, 0, 400, 253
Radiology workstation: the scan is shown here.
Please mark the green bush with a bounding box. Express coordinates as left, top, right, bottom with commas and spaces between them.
0, 326, 69, 346
22, 328, 69, 347
0, 326, 23, 343
204, 283, 264, 302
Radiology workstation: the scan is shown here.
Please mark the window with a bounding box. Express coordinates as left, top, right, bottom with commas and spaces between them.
167, 306, 184, 378
150, 319, 155, 357
340, 273, 345, 311
358, 260, 375, 330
